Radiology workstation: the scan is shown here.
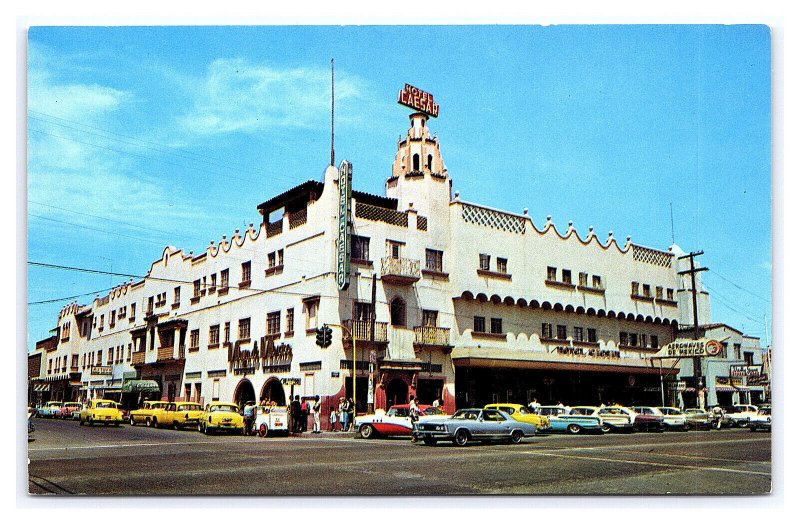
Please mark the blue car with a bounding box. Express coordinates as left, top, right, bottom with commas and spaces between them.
536, 406, 603, 434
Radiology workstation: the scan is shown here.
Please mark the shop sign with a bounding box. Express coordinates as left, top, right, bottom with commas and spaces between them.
749, 374, 769, 386
555, 346, 620, 359
91, 366, 112, 376
730, 365, 762, 378
652, 338, 723, 359
397, 84, 439, 117
281, 377, 301, 386
715, 376, 744, 387
336, 160, 352, 291
331, 371, 340, 378
674, 381, 687, 391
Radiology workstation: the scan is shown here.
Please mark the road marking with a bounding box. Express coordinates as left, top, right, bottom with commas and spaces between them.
28, 437, 360, 453
535, 436, 770, 452
520, 450, 771, 477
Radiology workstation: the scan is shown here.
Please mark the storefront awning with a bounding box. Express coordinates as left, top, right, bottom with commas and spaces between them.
715, 385, 737, 392
32, 383, 50, 392
121, 380, 160, 394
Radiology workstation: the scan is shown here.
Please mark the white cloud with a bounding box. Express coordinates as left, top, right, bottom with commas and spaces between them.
179, 59, 365, 136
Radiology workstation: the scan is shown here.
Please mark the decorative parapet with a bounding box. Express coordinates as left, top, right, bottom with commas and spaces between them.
355, 202, 408, 227
632, 244, 673, 268
461, 203, 526, 234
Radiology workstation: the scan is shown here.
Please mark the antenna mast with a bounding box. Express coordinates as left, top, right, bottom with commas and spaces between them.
330, 58, 335, 167
670, 202, 675, 245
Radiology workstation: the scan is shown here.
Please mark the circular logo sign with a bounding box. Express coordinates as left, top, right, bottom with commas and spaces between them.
706, 340, 722, 357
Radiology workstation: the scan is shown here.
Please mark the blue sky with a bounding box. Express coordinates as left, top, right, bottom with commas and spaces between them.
26, 25, 772, 351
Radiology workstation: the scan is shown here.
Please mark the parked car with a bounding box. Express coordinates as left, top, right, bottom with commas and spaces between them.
582, 406, 636, 433
79, 399, 123, 426
354, 404, 441, 439
253, 405, 289, 437
657, 407, 690, 431
483, 403, 549, 431
726, 405, 760, 428
159, 402, 204, 430
708, 405, 735, 429
630, 407, 666, 432
55, 402, 83, 419
37, 401, 63, 418
683, 408, 712, 430
536, 405, 603, 434
198, 402, 244, 435
129, 400, 169, 427
412, 408, 537, 446
748, 407, 771, 432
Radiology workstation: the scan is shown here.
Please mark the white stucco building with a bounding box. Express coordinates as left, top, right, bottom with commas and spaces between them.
30, 95, 766, 418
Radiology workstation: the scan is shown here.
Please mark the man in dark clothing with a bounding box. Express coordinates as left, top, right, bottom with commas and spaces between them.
290, 395, 302, 433
300, 399, 309, 432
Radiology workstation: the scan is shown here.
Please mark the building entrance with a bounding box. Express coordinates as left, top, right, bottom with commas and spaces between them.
260, 379, 286, 406
385, 378, 408, 409
234, 379, 256, 408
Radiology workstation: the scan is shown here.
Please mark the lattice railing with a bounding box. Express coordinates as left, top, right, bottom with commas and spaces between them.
414, 326, 450, 346
288, 208, 307, 229
461, 203, 526, 234
355, 202, 408, 227
416, 215, 428, 231
632, 244, 673, 268
267, 219, 283, 237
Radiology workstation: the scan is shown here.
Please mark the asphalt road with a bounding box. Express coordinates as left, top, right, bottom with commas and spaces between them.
27, 418, 771, 496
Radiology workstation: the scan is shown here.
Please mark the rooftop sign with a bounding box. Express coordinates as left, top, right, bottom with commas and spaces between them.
398, 84, 439, 117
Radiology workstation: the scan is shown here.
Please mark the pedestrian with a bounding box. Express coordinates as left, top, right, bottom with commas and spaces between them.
300, 398, 309, 432
338, 398, 347, 432
290, 395, 302, 433
432, 397, 440, 409
312, 395, 321, 433
528, 397, 540, 411
346, 397, 355, 431
329, 407, 337, 431
556, 400, 564, 407
409, 395, 420, 423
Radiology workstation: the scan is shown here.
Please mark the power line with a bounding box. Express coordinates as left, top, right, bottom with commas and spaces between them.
707, 268, 771, 304
703, 283, 767, 327
28, 287, 116, 305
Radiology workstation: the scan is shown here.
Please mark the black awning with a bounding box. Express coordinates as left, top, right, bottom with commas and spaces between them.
121, 380, 161, 394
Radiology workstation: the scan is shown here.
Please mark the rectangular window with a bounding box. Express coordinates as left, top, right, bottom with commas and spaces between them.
224, 322, 231, 343
173, 286, 181, 306
71, 354, 78, 369
642, 284, 651, 298
733, 343, 742, 360
628, 333, 637, 347
268, 252, 276, 268
107, 348, 113, 365
473, 316, 486, 333
127, 343, 132, 361
130, 303, 136, 320
267, 311, 281, 336
425, 249, 443, 272
619, 332, 629, 346
99, 314, 104, 330
744, 351, 754, 365
650, 335, 659, 349
305, 299, 320, 330
351, 235, 370, 261
490, 318, 503, 334
221, 269, 229, 289
190, 329, 200, 349
541, 323, 553, 339
556, 325, 567, 340
193, 279, 202, 298
667, 288, 674, 300
210, 273, 217, 292
422, 310, 438, 327
209, 325, 220, 346
479, 254, 490, 271
286, 308, 294, 334
277, 249, 284, 266
562, 269, 572, 284
353, 301, 373, 322
387, 240, 403, 259
573, 327, 584, 342
109, 311, 115, 328
547, 266, 557, 281
587, 328, 597, 343
579, 272, 588, 287
631, 282, 639, 295
241, 261, 251, 284
496, 257, 508, 274
238, 318, 251, 341
656, 286, 663, 299
592, 275, 602, 289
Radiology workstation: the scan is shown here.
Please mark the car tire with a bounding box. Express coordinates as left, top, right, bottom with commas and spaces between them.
130, 417, 136, 426
454, 429, 469, 447
359, 424, 374, 439
600, 423, 612, 434
174, 421, 181, 430
145, 417, 153, 428
423, 436, 437, 446
750, 426, 757, 432
197, 423, 204, 433
258, 424, 268, 438
738, 420, 749, 429
152, 418, 158, 429
510, 430, 524, 444
87, 418, 94, 426
567, 424, 582, 435
79, 418, 84, 426
203, 424, 211, 435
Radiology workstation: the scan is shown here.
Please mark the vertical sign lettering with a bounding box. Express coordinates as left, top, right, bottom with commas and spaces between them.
336, 160, 352, 291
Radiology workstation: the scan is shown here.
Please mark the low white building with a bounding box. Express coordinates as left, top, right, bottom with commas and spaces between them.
31, 91, 763, 418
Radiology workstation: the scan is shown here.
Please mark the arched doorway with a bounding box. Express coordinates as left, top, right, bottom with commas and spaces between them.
260, 378, 286, 406
386, 378, 408, 408
233, 379, 256, 408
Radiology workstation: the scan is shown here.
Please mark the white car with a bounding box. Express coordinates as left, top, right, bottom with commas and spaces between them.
355, 404, 445, 439
571, 406, 635, 433
658, 406, 690, 431
726, 405, 760, 428
253, 405, 289, 437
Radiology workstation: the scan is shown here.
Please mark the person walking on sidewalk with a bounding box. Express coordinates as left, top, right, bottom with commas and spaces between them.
329, 407, 337, 431
290, 395, 302, 433
312, 395, 321, 433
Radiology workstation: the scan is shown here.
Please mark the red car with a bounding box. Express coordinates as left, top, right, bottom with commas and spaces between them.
354, 404, 445, 438
56, 402, 83, 419
631, 407, 666, 432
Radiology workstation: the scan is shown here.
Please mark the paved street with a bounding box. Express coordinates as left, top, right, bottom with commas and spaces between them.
27, 418, 771, 496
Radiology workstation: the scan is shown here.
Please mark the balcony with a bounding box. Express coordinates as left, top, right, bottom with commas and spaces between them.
413, 326, 451, 347
131, 351, 145, 365
380, 256, 421, 285
343, 319, 388, 343
157, 344, 186, 362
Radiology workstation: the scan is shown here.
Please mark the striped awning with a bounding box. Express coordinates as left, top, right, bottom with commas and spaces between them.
32, 383, 50, 392
715, 385, 738, 392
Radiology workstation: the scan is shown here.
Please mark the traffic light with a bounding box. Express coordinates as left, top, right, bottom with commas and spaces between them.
322, 325, 333, 348
315, 327, 325, 347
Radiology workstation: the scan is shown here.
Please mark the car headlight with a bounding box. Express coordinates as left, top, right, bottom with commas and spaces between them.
434, 425, 445, 431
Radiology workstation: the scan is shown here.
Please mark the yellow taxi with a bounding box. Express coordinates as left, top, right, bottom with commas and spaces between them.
161, 402, 205, 430
198, 401, 244, 435
483, 403, 550, 430
129, 400, 169, 427
79, 399, 124, 427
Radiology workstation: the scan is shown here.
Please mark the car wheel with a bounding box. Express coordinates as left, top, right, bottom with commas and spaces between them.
567, 424, 581, 435
87, 418, 94, 426
423, 436, 437, 446
359, 424, 374, 439
203, 424, 211, 435
454, 429, 469, 447
738, 420, 749, 428
79, 418, 84, 426
258, 424, 268, 438
152, 418, 158, 429
197, 423, 204, 433
600, 423, 612, 434
750, 426, 757, 432
510, 430, 524, 444
129, 417, 136, 426
174, 421, 181, 430
145, 417, 153, 428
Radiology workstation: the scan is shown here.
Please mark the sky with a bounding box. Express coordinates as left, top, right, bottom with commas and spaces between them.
25, 25, 772, 352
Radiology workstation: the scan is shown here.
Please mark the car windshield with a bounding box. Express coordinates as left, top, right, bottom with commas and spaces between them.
388, 408, 409, 417
423, 407, 445, 415
516, 406, 531, 415
210, 404, 238, 413
178, 404, 202, 411
660, 408, 680, 415
452, 410, 480, 420
95, 401, 115, 409
728, 406, 752, 413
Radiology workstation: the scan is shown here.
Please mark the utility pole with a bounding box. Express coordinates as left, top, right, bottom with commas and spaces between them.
677, 251, 708, 407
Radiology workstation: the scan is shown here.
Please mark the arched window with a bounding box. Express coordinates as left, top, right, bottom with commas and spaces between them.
427, 154, 433, 170
412, 154, 420, 171
390, 297, 406, 327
